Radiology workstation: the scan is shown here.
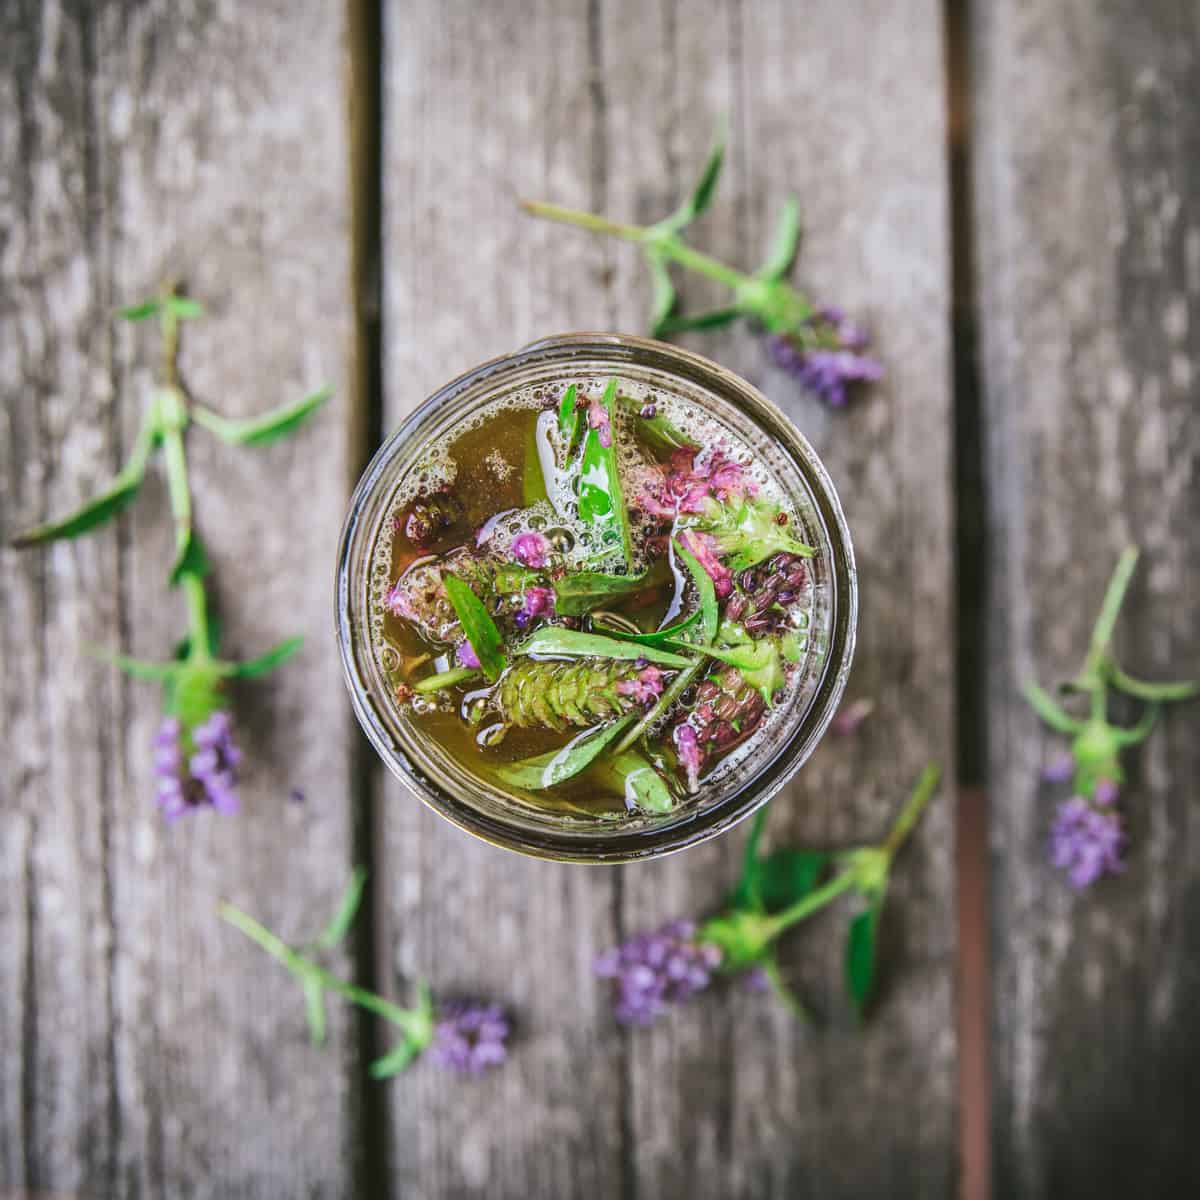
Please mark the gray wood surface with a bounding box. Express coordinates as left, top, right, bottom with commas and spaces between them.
0, 2, 360, 1196
381, 2, 957, 1197
972, 0, 1200, 1195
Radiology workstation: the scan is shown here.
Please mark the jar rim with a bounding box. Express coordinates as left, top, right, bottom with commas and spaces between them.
336, 333, 857, 863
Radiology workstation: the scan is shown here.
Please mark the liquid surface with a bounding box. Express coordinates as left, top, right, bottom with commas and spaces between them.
370, 377, 817, 819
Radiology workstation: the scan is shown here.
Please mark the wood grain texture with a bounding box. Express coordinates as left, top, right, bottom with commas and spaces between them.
381, 1, 956, 1196
0, 1, 360, 1195
972, 1, 1200, 1195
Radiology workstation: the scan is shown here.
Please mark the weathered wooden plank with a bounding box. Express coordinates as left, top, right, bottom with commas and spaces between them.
382, 2, 956, 1197
972, 1, 1200, 1195
1, 2, 360, 1196
381, 3, 626, 1197
601, 2, 958, 1197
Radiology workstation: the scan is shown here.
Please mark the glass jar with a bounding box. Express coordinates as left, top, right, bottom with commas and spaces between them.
336, 334, 856, 862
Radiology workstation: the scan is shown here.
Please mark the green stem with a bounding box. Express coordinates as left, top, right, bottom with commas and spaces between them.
763, 868, 858, 941
654, 233, 748, 292
883, 762, 941, 858
613, 657, 706, 755
519, 199, 646, 242
1087, 547, 1139, 670
1106, 663, 1200, 703
219, 902, 429, 1038
183, 574, 212, 663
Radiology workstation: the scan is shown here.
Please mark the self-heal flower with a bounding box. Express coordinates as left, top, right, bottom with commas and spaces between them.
634, 447, 754, 520
456, 640, 481, 669
511, 531, 550, 569
616, 665, 665, 705
766, 309, 884, 408
430, 1002, 511, 1074
587, 398, 613, 448
154, 711, 242, 820
594, 919, 722, 1026
514, 585, 554, 630
1049, 796, 1125, 888
678, 528, 732, 597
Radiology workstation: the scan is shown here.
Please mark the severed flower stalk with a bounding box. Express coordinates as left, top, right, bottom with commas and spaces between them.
521, 128, 883, 407
9, 284, 331, 819
1024, 547, 1197, 887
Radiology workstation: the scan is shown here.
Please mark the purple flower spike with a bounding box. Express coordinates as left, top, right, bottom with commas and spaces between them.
1093, 778, 1119, 806
511, 531, 550, 569
514, 585, 555, 630
1041, 752, 1076, 785
1049, 796, 1125, 888
766, 307, 883, 408
153, 711, 243, 820
594, 919, 722, 1025
430, 1002, 510, 1074
616, 666, 665, 706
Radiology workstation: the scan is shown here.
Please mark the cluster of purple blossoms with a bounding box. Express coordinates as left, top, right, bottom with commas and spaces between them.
153, 711, 242, 820
594, 919, 722, 1025
514, 585, 555, 630
1049, 794, 1125, 888
616, 665, 666, 705
511, 531, 550, 569
634, 446, 755, 521
430, 1002, 510, 1073
767, 307, 883, 408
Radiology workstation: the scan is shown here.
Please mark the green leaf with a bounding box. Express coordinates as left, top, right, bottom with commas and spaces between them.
756, 196, 802, 282
557, 384, 583, 459
594, 607, 701, 648
516, 626, 694, 668
1022, 681, 1085, 735
523, 412, 549, 505
191, 386, 332, 447
1106, 663, 1199, 703
303, 976, 327, 1046
698, 636, 785, 706
646, 251, 677, 336
617, 396, 698, 455
758, 849, 830, 912
655, 307, 741, 335
223, 635, 304, 679
695, 496, 814, 570
553, 569, 650, 616
164, 295, 206, 319
656, 126, 725, 235
316, 866, 368, 950
90, 647, 179, 681
591, 749, 677, 814
495, 714, 637, 790
444, 575, 507, 682
413, 665, 481, 693
10, 404, 158, 547
674, 539, 718, 645
369, 1037, 422, 1079
759, 954, 813, 1023
845, 897, 885, 1020
118, 300, 161, 322
577, 379, 634, 569
169, 527, 211, 586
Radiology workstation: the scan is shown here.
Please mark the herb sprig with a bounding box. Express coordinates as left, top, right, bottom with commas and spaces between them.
10, 285, 331, 818
521, 129, 883, 407
1024, 547, 1196, 887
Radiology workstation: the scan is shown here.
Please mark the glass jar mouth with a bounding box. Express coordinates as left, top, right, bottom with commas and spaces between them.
336, 333, 857, 863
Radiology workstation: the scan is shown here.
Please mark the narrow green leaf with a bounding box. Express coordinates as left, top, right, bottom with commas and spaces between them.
523, 411, 549, 505
444, 575, 507, 681
413, 665, 481, 693
10, 405, 158, 547
516, 626, 694, 668
553, 569, 649, 616
90, 647, 178, 681
224, 635, 304, 679
756, 196, 802, 282
758, 849, 830, 913
1106, 663, 1199, 703
845, 898, 885, 1020
591, 749, 677, 814
169, 527, 211, 586
118, 300, 161, 322
1022, 680, 1085, 734
646, 250, 677, 336
303, 976, 327, 1046
1110, 703, 1160, 747
495, 714, 636, 790
164, 295, 206, 319
674, 540, 718, 645
655, 307, 741, 335
369, 1037, 422, 1079
191, 386, 332, 447
617, 396, 698, 454
577, 379, 634, 569
557, 384, 583, 458
316, 866, 368, 950
657, 127, 725, 234
760, 954, 813, 1024
593, 607, 701, 648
